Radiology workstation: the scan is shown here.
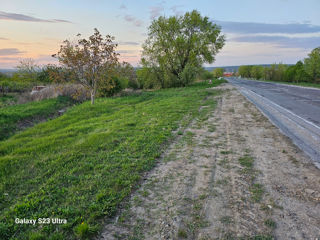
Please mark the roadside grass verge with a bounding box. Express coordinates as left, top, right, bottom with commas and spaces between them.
242, 78, 320, 89
0, 80, 226, 239
0, 96, 73, 141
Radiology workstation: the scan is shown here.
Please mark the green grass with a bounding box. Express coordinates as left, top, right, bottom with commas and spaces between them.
246, 78, 320, 89
250, 184, 264, 202
239, 155, 254, 169
0, 95, 17, 108
264, 219, 276, 229
0, 80, 225, 239
0, 96, 73, 141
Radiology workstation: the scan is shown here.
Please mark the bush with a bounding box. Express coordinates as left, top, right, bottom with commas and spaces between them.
200, 69, 214, 80
17, 84, 90, 103
136, 67, 162, 89
212, 68, 224, 78
98, 76, 124, 97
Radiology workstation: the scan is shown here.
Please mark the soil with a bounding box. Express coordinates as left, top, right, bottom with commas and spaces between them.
99, 84, 320, 240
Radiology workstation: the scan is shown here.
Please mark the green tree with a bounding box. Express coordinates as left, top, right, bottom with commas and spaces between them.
304, 47, 320, 83
141, 10, 225, 88
53, 28, 119, 104
212, 68, 224, 78
284, 61, 310, 83
250, 66, 264, 79
238, 65, 252, 78
15, 58, 39, 83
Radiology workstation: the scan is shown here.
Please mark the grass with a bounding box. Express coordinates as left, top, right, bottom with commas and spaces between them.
0, 96, 73, 141
264, 219, 276, 229
250, 184, 264, 202
0, 95, 17, 108
0, 79, 226, 239
239, 155, 254, 169
245, 78, 320, 89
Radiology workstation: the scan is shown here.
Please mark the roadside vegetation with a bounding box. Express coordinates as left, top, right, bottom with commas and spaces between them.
237, 47, 320, 86
0, 79, 226, 239
0, 9, 227, 239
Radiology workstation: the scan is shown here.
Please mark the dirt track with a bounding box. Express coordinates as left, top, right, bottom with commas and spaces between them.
100, 84, 320, 239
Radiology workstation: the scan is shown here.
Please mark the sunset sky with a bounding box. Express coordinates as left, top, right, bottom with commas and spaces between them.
1, 0, 320, 69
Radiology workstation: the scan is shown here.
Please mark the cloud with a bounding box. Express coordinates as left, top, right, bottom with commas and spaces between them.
0, 48, 24, 56
116, 50, 138, 54
0, 11, 72, 23
0, 37, 9, 40
149, 6, 164, 19
120, 4, 127, 10
215, 20, 320, 34
117, 41, 140, 46
0, 56, 20, 61
230, 35, 320, 49
124, 15, 143, 27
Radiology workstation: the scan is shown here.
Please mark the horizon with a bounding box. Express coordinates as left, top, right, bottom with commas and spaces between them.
1, 0, 319, 68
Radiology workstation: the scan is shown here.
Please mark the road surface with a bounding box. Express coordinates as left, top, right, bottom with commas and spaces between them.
227, 77, 320, 168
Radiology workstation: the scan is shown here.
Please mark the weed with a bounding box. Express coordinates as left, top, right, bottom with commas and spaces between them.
264, 219, 276, 229
220, 216, 233, 225
178, 228, 188, 238
220, 150, 232, 154
239, 155, 254, 168
250, 184, 264, 202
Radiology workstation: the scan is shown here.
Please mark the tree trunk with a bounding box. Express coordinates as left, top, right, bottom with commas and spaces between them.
90, 89, 95, 105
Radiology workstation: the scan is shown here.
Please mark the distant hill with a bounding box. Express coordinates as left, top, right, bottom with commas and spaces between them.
0, 69, 16, 76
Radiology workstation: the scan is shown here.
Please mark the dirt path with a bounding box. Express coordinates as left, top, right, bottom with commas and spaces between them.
100, 84, 320, 239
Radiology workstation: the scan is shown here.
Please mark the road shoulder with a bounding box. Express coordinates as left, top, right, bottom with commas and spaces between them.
99, 84, 320, 239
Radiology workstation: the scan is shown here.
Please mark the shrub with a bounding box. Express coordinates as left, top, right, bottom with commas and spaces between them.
98, 76, 123, 97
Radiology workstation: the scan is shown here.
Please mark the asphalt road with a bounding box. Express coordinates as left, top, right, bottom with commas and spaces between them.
227, 77, 320, 168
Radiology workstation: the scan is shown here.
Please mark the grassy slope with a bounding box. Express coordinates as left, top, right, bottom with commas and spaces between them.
0, 95, 17, 108
0, 80, 225, 239
0, 96, 73, 141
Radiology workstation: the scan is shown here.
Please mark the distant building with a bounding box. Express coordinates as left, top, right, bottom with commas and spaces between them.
223, 72, 233, 77
31, 86, 47, 95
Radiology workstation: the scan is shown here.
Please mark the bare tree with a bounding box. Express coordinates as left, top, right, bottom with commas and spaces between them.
53, 28, 119, 104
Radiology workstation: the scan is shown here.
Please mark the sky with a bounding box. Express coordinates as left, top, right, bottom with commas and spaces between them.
0, 0, 320, 68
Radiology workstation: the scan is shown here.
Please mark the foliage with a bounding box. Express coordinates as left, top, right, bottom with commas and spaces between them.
237, 47, 320, 84
250, 65, 264, 79
284, 61, 310, 83
136, 66, 162, 89
98, 75, 124, 97
304, 47, 320, 83
53, 28, 119, 104
238, 65, 253, 78
15, 58, 39, 83
199, 69, 214, 80
114, 62, 138, 89
140, 10, 225, 88
0, 80, 226, 239
212, 68, 224, 78
0, 96, 73, 140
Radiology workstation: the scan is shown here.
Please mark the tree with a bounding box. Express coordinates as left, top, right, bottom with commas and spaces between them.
284, 61, 310, 83
212, 68, 224, 78
141, 10, 225, 88
250, 66, 264, 79
15, 58, 39, 82
304, 47, 320, 83
238, 65, 252, 78
53, 28, 119, 104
